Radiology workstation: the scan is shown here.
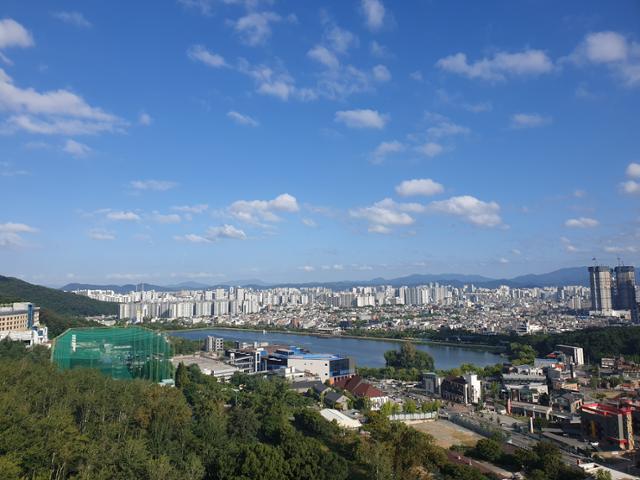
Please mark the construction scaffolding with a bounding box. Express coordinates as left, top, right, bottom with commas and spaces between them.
51, 327, 173, 382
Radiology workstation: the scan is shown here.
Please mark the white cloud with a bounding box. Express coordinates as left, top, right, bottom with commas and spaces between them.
175, 234, 210, 244
368, 224, 391, 234
299, 265, 315, 272
409, 71, 423, 81
396, 178, 444, 197
0, 222, 38, 248
187, 45, 226, 68
302, 218, 317, 227
88, 228, 115, 241
350, 198, 425, 232
236, 59, 314, 102
0, 68, 124, 135
576, 31, 629, 64
436, 49, 553, 81
230, 11, 289, 46
570, 31, 640, 87
510, 113, 552, 128
604, 245, 638, 254
428, 195, 502, 227
371, 140, 404, 163
227, 110, 259, 127
152, 213, 181, 224
0, 18, 34, 49
0, 161, 28, 177
560, 236, 578, 253
106, 211, 140, 221
565, 217, 599, 228
308, 45, 340, 69
177, 0, 215, 16
372, 64, 391, 82
52, 12, 92, 28
206, 224, 247, 240
573, 189, 586, 198
172, 204, 208, 214
63, 139, 91, 157
626, 162, 640, 178
361, 0, 386, 31
335, 109, 387, 129
464, 101, 492, 113
620, 180, 640, 195
130, 179, 177, 191
425, 112, 470, 139
370, 41, 390, 58
229, 193, 299, 224
138, 112, 152, 126
416, 142, 444, 158
3, 115, 121, 135
324, 24, 358, 54
498, 257, 509, 264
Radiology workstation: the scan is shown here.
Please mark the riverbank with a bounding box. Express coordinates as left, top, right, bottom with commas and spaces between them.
161, 324, 505, 354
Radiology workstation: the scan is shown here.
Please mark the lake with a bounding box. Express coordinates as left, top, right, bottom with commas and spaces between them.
170, 328, 503, 370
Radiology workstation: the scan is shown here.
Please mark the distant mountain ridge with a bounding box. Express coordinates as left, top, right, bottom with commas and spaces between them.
57, 266, 636, 292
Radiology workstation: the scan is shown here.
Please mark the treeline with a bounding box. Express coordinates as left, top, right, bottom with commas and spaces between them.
0, 339, 493, 480
348, 326, 640, 362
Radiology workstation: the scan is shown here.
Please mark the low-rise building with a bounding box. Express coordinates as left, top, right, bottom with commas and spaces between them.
172, 354, 240, 381
0, 302, 47, 346
441, 374, 481, 405
324, 391, 350, 410
264, 347, 354, 383
333, 375, 388, 410
319, 409, 361, 429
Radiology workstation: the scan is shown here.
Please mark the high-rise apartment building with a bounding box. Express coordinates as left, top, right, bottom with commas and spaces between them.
589, 266, 613, 313
614, 266, 638, 322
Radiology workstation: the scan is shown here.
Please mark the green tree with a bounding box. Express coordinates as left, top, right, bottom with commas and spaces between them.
404, 399, 417, 413
384, 342, 434, 371
473, 438, 502, 463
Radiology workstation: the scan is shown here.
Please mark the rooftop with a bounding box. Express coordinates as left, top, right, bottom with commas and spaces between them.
319, 409, 361, 429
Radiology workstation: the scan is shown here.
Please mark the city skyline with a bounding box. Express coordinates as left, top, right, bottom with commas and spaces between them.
1, 1, 639, 285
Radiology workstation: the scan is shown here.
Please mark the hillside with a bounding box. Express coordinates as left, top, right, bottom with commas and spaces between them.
0, 275, 118, 336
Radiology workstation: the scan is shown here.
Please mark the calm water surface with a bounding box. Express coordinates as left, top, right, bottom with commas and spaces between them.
171, 328, 502, 370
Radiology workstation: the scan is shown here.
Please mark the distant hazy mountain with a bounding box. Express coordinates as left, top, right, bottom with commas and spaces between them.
57, 266, 623, 292
60, 283, 177, 294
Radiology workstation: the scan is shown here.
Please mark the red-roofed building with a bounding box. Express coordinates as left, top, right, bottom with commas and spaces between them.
333, 375, 389, 410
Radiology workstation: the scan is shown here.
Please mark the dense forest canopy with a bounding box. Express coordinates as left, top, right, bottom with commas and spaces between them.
0, 338, 589, 480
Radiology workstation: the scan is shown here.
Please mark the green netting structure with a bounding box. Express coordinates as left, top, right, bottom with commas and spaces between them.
51, 327, 173, 382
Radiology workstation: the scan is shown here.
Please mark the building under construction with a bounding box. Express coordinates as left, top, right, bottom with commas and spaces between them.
51, 326, 173, 382
581, 403, 635, 451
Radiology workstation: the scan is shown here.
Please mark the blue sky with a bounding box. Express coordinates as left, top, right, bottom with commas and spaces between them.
1, 0, 639, 286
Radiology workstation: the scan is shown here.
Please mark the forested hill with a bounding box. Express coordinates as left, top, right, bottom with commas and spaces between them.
0, 275, 118, 337
0, 275, 117, 317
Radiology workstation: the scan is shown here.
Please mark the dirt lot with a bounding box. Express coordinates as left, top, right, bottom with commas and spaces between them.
409, 419, 483, 449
